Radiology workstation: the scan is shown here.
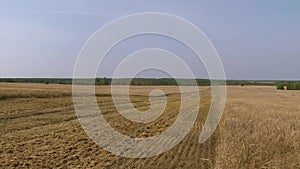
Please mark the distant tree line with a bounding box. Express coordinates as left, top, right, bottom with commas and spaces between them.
276, 81, 300, 90
0, 78, 299, 89
226, 80, 276, 86
0, 78, 211, 86
0, 78, 73, 84
107, 78, 211, 86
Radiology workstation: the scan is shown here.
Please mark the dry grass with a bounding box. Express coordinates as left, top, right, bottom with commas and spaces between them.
216, 86, 300, 168
0, 83, 214, 168
0, 83, 299, 168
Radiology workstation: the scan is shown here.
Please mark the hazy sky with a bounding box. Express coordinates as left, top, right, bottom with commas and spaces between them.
0, 0, 299, 80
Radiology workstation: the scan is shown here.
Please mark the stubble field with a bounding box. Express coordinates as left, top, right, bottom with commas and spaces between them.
0, 83, 299, 168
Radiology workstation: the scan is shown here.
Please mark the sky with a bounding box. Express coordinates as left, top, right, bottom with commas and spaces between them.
0, 0, 299, 80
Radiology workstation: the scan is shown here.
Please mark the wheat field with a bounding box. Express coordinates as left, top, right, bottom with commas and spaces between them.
0, 83, 299, 168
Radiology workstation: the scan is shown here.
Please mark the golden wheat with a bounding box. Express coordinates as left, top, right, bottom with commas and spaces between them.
0, 83, 299, 168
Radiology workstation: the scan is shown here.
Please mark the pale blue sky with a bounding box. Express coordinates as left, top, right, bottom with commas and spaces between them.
0, 1, 299, 80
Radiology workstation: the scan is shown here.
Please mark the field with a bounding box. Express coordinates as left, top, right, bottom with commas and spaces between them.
0, 83, 299, 168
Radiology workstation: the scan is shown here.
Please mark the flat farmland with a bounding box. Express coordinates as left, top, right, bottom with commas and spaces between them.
0, 83, 299, 168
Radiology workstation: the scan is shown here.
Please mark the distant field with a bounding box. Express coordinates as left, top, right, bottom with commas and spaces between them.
0, 83, 299, 168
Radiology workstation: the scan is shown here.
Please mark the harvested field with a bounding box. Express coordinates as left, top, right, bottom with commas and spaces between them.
0, 83, 299, 168
216, 86, 300, 168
